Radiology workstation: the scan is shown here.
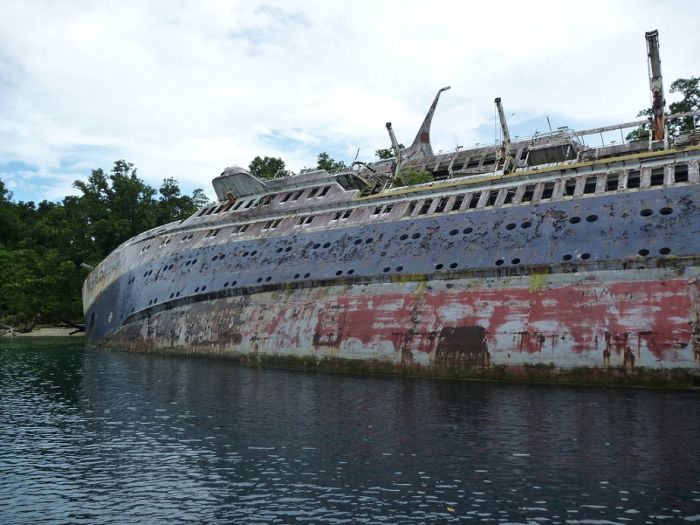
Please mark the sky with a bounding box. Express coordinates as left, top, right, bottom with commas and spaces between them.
1, 0, 698, 203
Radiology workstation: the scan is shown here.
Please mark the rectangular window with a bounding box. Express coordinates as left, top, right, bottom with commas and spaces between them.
482, 154, 496, 166
521, 185, 535, 203
296, 217, 306, 226
244, 200, 256, 209
259, 195, 273, 206
371, 206, 382, 216
627, 170, 641, 189
563, 179, 576, 197
486, 191, 498, 207
583, 176, 597, 194
650, 168, 665, 186
419, 199, 433, 215
675, 165, 689, 183
466, 157, 480, 168
205, 206, 216, 215
382, 204, 393, 214
319, 186, 331, 196
342, 209, 352, 219
281, 193, 292, 203
331, 212, 341, 221
541, 182, 555, 200
307, 188, 319, 199
291, 190, 304, 200
605, 174, 619, 192
232, 201, 244, 210
503, 188, 515, 205
435, 197, 449, 213
452, 195, 464, 210
468, 193, 480, 209
405, 202, 417, 217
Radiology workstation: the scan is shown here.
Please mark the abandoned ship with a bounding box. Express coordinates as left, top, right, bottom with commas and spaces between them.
83, 31, 700, 386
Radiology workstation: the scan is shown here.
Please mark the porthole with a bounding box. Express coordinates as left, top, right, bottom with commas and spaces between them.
323, 242, 331, 248
294, 274, 300, 279
256, 277, 262, 283
212, 255, 218, 261
412, 233, 421, 239
640, 209, 653, 217
169, 264, 174, 270
383, 266, 390, 273
224, 281, 229, 288
169, 293, 174, 299
336, 270, 343, 276
148, 299, 152, 305
638, 249, 649, 256
521, 221, 532, 229
192, 259, 197, 265
354, 239, 362, 245
195, 287, 200, 292
265, 276, 271, 282
347, 269, 354, 275
148, 269, 153, 275
585, 215, 598, 222
449, 262, 458, 269
495, 259, 504, 266
153, 298, 158, 304
219, 254, 225, 260
449, 229, 459, 236
396, 266, 404, 272
242, 251, 249, 257
143, 271, 148, 277
380, 251, 387, 256
365, 238, 374, 244
304, 273, 310, 278
276, 248, 283, 253
285, 246, 292, 252
659, 207, 673, 215
435, 263, 444, 270
400, 234, 409, 240
580, 253, 591, 260
659, 247, 671, 255
506, 223, 516, 230
201, 285, 207, 291
175, 292, 180, 297
250, 251, 257, 256
231, 281, 237, 287
562, 254, 572, 261
463, 227, 473, 234
185, 261, 190, 266
511, 258, 520, 265
569, 217, 581, 224
313, 243, 321, 249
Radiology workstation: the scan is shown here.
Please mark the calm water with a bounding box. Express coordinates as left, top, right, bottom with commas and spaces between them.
0, 339, 698, 524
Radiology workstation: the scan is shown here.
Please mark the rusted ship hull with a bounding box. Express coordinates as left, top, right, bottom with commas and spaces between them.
95, 261, 700, 385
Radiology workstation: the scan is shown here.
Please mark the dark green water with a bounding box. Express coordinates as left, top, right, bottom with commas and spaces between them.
1, 338, 699, 524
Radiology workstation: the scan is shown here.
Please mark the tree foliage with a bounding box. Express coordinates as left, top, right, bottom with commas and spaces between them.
375, 144, 404, 160
393, 168, 433, 187
249, 156, 287, 180
300, 152, 347, 174
0, 161, 208, 324
626, 76, 699, 141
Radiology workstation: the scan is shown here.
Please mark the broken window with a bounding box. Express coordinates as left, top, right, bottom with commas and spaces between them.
650, 168, 665, 186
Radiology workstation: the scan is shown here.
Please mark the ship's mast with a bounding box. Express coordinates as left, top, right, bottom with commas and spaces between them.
645, 29, 665, 142
494, 97, 515, 174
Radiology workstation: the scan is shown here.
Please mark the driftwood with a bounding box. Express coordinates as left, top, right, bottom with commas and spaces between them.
58, 320, 85, 335
0, 314, 39, 336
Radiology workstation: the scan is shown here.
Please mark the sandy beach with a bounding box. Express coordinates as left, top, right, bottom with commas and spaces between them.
0, 327, 85, 338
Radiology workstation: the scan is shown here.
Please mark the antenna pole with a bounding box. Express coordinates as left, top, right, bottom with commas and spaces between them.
645, 29, 665, 141
494, 97, 514, 174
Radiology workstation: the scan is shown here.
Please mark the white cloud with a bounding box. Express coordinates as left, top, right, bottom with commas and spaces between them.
0, 0, 698, 201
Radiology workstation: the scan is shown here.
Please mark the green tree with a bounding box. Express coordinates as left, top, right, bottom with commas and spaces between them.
393, 168, 433, 187
627, 76, 699, 141
249, 156, 287, 180
375, 144, 404, 160
300, 152, 347, 174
